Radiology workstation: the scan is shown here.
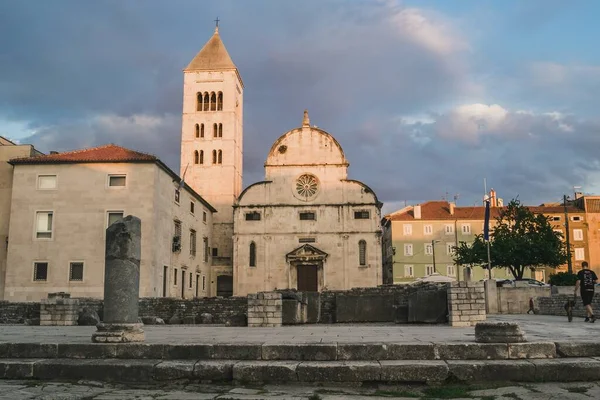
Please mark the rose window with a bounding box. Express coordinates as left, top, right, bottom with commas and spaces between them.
296, 174, 319, 199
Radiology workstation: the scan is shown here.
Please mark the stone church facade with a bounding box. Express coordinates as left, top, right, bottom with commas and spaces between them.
180, 27, 384, 296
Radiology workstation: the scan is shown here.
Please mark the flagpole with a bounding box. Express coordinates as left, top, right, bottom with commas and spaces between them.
483, 179, 492, 279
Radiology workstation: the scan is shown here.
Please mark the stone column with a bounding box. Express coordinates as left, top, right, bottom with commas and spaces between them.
484, 279, 498, 314
92, 215, 145, 343
447, 281, 486, 327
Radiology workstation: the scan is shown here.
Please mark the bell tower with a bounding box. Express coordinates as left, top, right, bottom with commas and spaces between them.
180, 25, 243, 280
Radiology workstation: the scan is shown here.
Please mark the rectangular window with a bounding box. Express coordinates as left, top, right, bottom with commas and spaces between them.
354, 211, 370, 219
573, 229, 584, 241
35, 211, 53, 239
212, 247, 218, 257
174, 268, 178, 285
203, 211, 207, 223
424, 243, 433, 255
69, 262, 84, 281
189, 272, 193, 288
359, 240, 367, 266
203, 237, 209, 262
575, 248, 585, 261
190, 202, 195, 214
190, 230, 197, 256
299, 212, 316, 220
108, 174, 126, 187
445, 224, 454, 235
107, 211, 124, 227
425, 265, 434, 275
34, 262, 48, 281
424, 225, 433, 235
446, 242, 455, 255
447, 265, 456, 277
202, 275, 206, 291
404, 243, 413, 256
552, 216, 561, 221
245, 212, 261, 221
404, 265, 414, 277
403, 224, 412, 236
299, 237, 316, 243
175, 189, 180, 204
174, 220, 182, 238
461, 224, 471, 235
572, 216, 582, 222
38, 175, 57, 190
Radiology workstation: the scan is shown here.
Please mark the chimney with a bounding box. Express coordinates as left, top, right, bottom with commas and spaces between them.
490, 189, 497, 207
413, 205, 422, 219
449, 202, 455, 216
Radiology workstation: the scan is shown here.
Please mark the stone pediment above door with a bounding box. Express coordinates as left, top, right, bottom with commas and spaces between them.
286, 244, 328, 264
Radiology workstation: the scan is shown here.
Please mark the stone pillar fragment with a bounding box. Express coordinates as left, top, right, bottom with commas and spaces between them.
92, 215, 144, 343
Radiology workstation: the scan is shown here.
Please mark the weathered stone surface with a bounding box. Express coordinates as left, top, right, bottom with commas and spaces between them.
78, 307, 100, 326
103, 216, 141, 325
532, 358, 600, 381
475, 322, 527, 343
194, 360, 235, 381
508, 342, 556, 359
142, 316, 165, 325
212, 344, 261, 360
296, 361, 381, 382
164, 344, 212, 360
115, 343, 164, 359
182, 315, 196, 324
153, 360, 195, 380
24, 318, 40, 326
200, 313, 213, 324
225, 314, 247, 327
282, 299, 302, 325
233, 361, 298, 382
33, 359, 158, 382
447, 360, 536, 382
435, 343, 508, 360
336, 343, 435, 361
555, 342, 600, 357
168, 314, 182, 325
408, 289, 448, 323
7, 343, 57, 358
305, 292, 320, 324
262, 344, 336, 361
0, 359, 38, 378
380, 360, 448, 382
335, 293, 394, 323
57, 344, 117, 359
92, 322, 145, 343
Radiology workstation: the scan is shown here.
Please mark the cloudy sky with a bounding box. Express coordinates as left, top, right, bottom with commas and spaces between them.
1, 0, 599, 215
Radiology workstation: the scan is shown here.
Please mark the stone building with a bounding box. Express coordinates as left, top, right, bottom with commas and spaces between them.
232, 111, 383, 295
4, 145, 215, 301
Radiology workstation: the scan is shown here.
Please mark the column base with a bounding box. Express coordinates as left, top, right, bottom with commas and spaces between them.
91, 322, 145, 343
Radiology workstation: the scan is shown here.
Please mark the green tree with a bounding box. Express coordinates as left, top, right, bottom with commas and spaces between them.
453, 199, 569, 280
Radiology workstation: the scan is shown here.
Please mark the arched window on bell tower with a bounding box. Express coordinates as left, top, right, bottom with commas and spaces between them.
203, 92, 209, 111
212, 150, 217, 164
210, 92, 216, 111
218, 123, 223, 137
218, 150, 222, 164
194, 151, 199, 164
217, 92, 223, 111
200, 123, 204, 138
196, 93, 202, 111
199, 150, 204, 165
195, 124, 200, 138
213, 123, 218, 138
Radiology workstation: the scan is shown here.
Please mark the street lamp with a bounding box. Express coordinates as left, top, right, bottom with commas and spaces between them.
432, 240, 441, 273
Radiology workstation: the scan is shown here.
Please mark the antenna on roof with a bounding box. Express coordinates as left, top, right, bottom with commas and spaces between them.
453, 193, 460, 205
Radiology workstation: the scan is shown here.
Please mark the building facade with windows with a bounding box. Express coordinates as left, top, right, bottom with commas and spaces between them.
231, 111, 383, 296
3, 145, 215, 301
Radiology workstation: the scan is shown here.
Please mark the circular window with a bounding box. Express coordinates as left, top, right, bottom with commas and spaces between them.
295, 174, 319, 200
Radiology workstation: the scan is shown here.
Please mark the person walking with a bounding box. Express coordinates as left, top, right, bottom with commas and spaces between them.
575, 261, 598, 323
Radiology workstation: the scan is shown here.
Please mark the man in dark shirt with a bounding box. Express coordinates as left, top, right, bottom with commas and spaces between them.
575, 261, 598, 322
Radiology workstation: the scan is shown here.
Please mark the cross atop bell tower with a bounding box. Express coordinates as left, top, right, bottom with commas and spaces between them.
180, 26, 244, 268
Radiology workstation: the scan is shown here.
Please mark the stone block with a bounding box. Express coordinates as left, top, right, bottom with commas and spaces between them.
211, 344, 261, 360
8, 343, 57, 358
408, 289, 448, 323
475, 322, 526, 343
92, 323, 145, 343
233, 361, 298, 382
115, 344, 164, 359
164, 344, 212, 360
153, 360, 195, 381
380, 360, 448, 383
0, 359, 39, 379
262, 343, 337, 361
337, 343, 435, 361
194, 360, 235, 381
508, 342, 556, 359
57, 344, 117, 359
447, 360, 536, 382
297, 361, 381, 382
435, 343, 508, 360
450, 321, 472, 327
33, 359, 158, 382
556, 342, 600, 357
335, 293, 394, 323
532, 358, 600, 381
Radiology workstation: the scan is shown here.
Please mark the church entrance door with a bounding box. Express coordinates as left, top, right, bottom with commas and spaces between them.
297, 265, 318, 292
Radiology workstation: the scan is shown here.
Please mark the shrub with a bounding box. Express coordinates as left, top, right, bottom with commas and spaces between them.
548, 272, 578, 286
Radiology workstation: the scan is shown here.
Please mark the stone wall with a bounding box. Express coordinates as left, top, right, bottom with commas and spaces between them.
448, 281, 486, 327
496, 287, 551, 314
248, 292, 282, 327
538, 293, 600, 317
40, 293, 79, 326
0, 301, 40, 324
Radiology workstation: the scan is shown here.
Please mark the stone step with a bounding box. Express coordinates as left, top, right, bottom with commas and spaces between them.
1, 358, 600, 383
1, 341, 592, 361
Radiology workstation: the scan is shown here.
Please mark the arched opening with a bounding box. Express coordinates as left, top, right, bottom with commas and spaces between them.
210, 92, 216, 111
195, 124, 199, 138
218, 150, 222, 164
213, 123, 218, 137
249, 242, 256, 267
194, 151, 199, 164
359, 240, 367, 266
217, 92, 223, 111
203, 93, 209, 111
200, 123, 204, 138
218, 123, 223, 137
196, 93, 202, 111
212, 150, 217, 164
199, 150, 204, 165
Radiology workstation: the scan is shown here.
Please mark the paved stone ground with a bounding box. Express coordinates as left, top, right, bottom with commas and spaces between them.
1, 380, 600, 399
0, 315, 598, 345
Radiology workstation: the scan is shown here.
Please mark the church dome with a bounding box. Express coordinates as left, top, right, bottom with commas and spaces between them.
265, 110, 349, 167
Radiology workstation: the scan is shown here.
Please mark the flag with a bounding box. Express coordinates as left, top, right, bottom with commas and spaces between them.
483, 199, 491, 241
178, 164, 189, 191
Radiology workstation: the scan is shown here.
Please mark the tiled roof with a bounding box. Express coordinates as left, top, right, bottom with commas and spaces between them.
386, 200, 582, 221
185, 28, 237, 72
9, 144, 157, 164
